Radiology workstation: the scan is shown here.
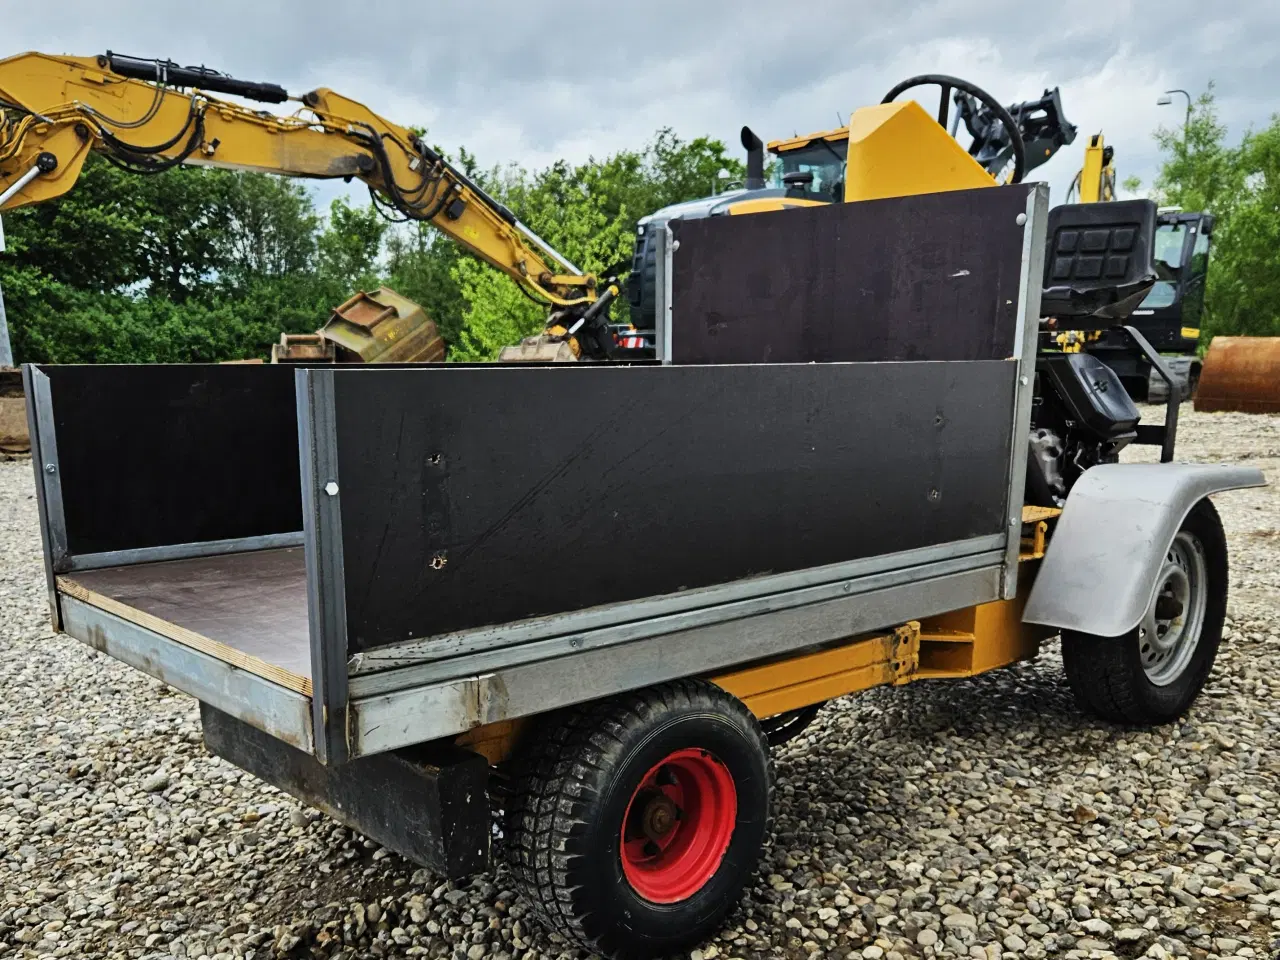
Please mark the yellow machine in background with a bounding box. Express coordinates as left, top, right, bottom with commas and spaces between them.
720, 99, 1000, 214
0, 51, 625, 359
628, 77, 1076, 330
1069, 133, 1116, 203
840, 99, 1001, 202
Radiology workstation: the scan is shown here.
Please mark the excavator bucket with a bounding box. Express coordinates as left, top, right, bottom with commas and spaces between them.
1195, 336, 1280, 413
270, 287, 445, 366
323, 287, 446, 363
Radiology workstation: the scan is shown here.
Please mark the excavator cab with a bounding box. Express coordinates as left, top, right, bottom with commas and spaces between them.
1130, 210, 1214, 352
772, 136, 848, 203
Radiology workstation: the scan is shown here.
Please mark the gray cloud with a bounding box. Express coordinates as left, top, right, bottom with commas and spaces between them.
6, 1, 1276, 206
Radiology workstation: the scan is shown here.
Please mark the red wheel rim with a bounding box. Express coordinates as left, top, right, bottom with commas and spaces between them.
619, 747, 738, 903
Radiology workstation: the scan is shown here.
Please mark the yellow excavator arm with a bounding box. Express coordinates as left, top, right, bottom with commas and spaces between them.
0, 51, 608, 322
1071, 133, 1115, 204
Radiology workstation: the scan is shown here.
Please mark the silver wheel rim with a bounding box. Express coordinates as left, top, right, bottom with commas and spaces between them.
1140, 531, 1208, 686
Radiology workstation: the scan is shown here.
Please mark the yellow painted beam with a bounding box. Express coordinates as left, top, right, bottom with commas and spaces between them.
713, 625, 918, 719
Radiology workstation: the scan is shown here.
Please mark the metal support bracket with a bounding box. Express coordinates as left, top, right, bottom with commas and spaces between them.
1119, 324, 1180, 461
653, 225, 674, 363
296, 368, 351, 765
890, 621, 922, 685
1001, 184, 1050, 598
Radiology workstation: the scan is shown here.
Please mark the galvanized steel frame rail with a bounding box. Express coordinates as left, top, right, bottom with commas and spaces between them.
348, 535, 1006, 686
296, 368, 351, 765
654, 224, 675, 363
1002, 183, 1049, 597
23, 365, 61, 629
60, 532, 305, 572
60, 594, 314, 752
348, 563, 1003, 756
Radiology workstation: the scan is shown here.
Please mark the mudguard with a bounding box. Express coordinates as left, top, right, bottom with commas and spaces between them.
1023, 463, 1266, 637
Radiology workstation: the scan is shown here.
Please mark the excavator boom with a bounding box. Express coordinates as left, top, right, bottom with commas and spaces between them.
0, 51, 596, 311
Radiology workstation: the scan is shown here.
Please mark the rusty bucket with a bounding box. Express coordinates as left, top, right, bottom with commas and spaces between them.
1195, 336, 1280, 413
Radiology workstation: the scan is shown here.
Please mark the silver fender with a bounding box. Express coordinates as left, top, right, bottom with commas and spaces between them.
1023, 462, 1266, 637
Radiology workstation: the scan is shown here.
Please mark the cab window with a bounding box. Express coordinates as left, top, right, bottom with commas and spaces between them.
772, 141, 848, 202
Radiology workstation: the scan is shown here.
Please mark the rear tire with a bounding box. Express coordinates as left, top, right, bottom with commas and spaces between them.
504, 679, 773, 960
1063, 498, 1227, 725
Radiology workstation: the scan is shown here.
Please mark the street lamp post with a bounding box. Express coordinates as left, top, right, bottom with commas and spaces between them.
1157, 89, 1192, 139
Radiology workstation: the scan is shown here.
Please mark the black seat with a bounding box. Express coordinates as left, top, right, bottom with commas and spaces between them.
1041, 199, 1158, 324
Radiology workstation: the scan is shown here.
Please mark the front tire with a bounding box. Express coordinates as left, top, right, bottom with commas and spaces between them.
1063, 498, 1228, 725
503, 680, 773, 960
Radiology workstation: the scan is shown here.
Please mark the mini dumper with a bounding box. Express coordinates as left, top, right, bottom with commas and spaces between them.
24, 183, 1263, 958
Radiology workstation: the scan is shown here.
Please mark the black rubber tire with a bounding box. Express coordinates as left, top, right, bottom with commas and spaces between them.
1062, 498, 1228, 725
761, 702, 824, 747
503, 679, 773, 960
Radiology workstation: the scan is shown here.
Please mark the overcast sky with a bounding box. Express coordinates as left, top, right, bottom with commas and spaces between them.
7, 1, 1277, 213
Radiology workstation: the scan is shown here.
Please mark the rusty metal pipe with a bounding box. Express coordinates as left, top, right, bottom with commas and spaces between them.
1195, 336, 1280, 413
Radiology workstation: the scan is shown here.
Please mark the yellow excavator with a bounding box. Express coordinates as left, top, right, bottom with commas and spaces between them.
0, 50, 625, 361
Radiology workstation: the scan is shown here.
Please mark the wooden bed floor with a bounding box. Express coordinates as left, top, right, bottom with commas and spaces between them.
61, 547, 312, 691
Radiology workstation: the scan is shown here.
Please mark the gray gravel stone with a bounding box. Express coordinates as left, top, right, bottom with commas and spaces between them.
140, 770, 170, 793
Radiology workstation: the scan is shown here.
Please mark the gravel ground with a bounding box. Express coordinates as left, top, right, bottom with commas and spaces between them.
1, 408, 1278, 960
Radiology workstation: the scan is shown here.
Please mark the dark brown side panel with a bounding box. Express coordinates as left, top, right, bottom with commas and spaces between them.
669, 185, 1030, 364
333, 362, 1017, 652
39, 364, 302, 557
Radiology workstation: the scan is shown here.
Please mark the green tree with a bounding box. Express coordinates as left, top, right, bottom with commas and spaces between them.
127, 164, 234, 302
318, 197, 387, 293
449, 130, 745, 360
216, 173, 319, 289
0, 154, 149, 292
1149, 85, 1246, 218
384, 222, 466, 345
1142, 87, 1280, 340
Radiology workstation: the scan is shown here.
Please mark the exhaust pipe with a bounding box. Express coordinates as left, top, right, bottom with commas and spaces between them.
741, 126, 765, 190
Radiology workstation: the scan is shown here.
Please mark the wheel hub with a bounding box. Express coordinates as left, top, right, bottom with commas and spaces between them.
619, 748, 738, 904
1139, 531, 1207, 686
641, 794, 679, 842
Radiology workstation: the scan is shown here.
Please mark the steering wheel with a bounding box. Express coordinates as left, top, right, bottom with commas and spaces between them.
881, 74, 1027, 185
